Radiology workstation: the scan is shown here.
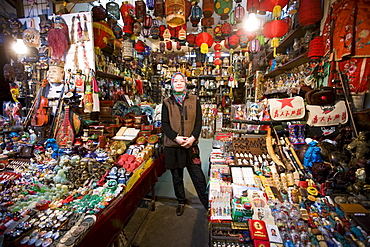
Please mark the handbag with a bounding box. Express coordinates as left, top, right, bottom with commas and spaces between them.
305, 87, 336, 105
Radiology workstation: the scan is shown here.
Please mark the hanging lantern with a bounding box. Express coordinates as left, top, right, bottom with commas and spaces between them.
298, 0, 322, 28
133, 21, 142, 36
263, 0, 288, 12
121, 1, 136, 18
201, 17, 214, 28
123, 16, 135, 35
154, 0, 165, 20
143, 13, 153, 29
146, 0, 154, 10
135, 40, 146, 53
135, 0, 146, 22
166, 40, 173, 50
202, 0, 214, 18
214, 42, 222, 51
176, 41, 182, 50
93, 21, 114, 49
122, 39, 133, 60
246, 0, 266, 14
238, 34, 248, 48
214, 58, 222, 66
221, 22, 232, 37
257, 34, 265, 46
263, 20, 289, 56
169, 25, 179, 39
186, 33, 196, 47
185, 0, 192, 21
178, 27, 186, 41
228, 10, 236, 26
92, 5, 108, 21
106, 1, 121, 20
112, 22, 123, 39
214, 0, 233, 20
234, 4, 245, 23
141, 27, 151, 37
165, 0, 186, 27
159, 41, 165, 52
214, 23, 223, 39
308, 36, 324, 60
190, 3, 202, 27
151, 20, 160, 39
159, 24, 166, 40
215, 51, 221, 58
227, 35, 239, 49
195, 32, 213, 53
163, 28, 171, 40
249, 39, 260, 52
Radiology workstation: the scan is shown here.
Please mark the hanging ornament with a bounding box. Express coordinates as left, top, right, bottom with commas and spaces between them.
214, 58, 222, 67
184, 0, 192, 21
151, 20, 160, 39
249, 39, 260, 52
120, 1, 136, 18
163, 28, 171, 41
214, 23, 223, 39
123, 16, 135, 35
143, 45, 151, 56
228, 10, 236, 26
122, 39, 133, 60
178, 27, 187, 41
195, 32, 213, 54
166, 40, 173, 50
159, 41, 165, 52
308, 36, 324, 60
215, 51, 221, 58
106, 1, 120, 20
159, 24, 166, 40
298, 0, 322, 29
201, 17, 214, 28
143, 13, 153, 29
263, 0, 288, 12
190, 3, 202, 27
263, 20, 289, 56
234, 4, 245, 23
154, 0, 165, 20
165, 0, 186, 27
221, 22, 232, 37
141, 27, 151, 37
202, 0, 214, 18
257, 34, 265, 46
135, 40, 146, 53
176, 41, 182, 50
146, 0, 154, 10
214, 0, 233, 20
135, 0, 146, 22
92, 5, 108, 21
186, 33, 196, 47
111, 21, 123, 39
23, 18, 40, 48
214, 42, 222, 51
133, 21, 142, 36
227, 35, 239, 49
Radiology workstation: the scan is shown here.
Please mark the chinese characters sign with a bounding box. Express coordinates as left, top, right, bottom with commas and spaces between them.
268, 96, 305, 120
306, 101, 348, 126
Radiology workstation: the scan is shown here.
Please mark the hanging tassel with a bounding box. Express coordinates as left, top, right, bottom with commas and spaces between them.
272, 37, 279, 57
83, 14, 90, 42
273, 5, 282, 19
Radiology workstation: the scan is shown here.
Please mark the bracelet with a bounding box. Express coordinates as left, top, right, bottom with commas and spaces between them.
307, 186, 318, 196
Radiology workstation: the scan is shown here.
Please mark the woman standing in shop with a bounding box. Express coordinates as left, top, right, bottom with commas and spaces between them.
161, 72, 208, 216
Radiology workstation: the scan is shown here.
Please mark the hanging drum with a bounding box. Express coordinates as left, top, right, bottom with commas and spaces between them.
106, 1, 120, 20
165, 0, 186, 27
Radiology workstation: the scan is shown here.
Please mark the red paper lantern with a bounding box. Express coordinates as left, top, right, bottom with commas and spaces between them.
195, 32, 213, 53
221, 22, 232, 37
214, 43, 222, 51
121, 2, 136, 18
263, 0, 288, 12
308, 36, 324, 60
227, 35, 239, 49
298, 0, 322, 28
214, 58, 222, 66
143, 14, 153, 29
135, 0, 146, 22
135, 40, 146, 53
123, 16, 135, 35
263, 20, 289, 39
93, 21, 114, 49
186, 33, 196, 47
215, 51, 221, 58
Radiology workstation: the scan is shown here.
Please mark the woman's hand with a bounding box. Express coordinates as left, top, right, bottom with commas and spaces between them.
175, 135, 187, 145
181, 136, 196, 149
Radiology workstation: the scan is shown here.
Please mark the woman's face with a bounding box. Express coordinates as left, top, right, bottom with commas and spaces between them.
172, 74, 186, 92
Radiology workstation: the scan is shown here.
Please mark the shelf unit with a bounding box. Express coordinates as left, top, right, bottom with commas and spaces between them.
265, 52, 309, 78
267, 26, 306, 58
96, 71, 126, 80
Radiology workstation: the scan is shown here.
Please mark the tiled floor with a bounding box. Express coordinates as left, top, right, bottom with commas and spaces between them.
121, 139, 213, 247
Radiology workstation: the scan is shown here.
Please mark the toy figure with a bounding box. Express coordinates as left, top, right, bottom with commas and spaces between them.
346, 131, 369, 162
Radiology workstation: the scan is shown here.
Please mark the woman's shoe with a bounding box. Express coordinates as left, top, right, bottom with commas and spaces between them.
176, 204, 185, 216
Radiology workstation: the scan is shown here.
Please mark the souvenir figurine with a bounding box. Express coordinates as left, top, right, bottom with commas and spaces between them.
346, 131, 369, 163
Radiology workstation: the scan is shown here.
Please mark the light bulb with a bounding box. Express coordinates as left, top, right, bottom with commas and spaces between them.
244, 13, 261, 32
13, 39, 28, 55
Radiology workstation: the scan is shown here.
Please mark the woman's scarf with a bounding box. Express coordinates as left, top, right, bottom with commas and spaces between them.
171, 72, 187, 105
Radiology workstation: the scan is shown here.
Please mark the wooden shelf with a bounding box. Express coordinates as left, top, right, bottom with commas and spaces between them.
96, 71, 126, 80
265, 52, 309, 78
267, 26, 306, 57
187, 75, 216, 79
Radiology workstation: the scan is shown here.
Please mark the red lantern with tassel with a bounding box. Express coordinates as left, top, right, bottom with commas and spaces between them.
308, 36, 324, 60
123, 16, 135, 35
195, 32, 213, 53
221, 22, 232, 37
214, 58, 222, 66
298, 0, 322, 28
263, 20, 289, 56
214, 42, 222, 51
263, 0, 288, 12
